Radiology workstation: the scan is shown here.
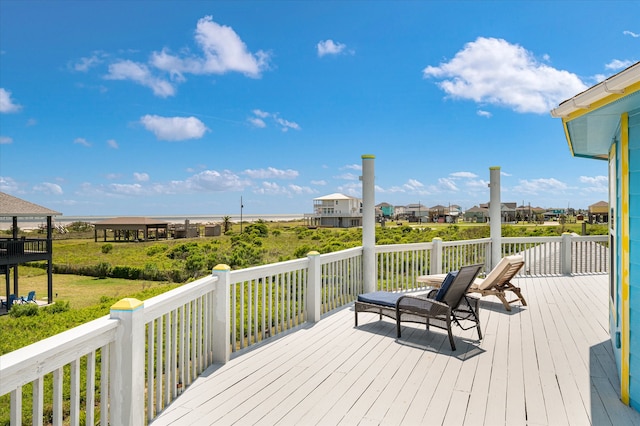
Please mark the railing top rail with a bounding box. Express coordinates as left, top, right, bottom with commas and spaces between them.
375, 242, 432, 253
441, 238, 491, 247
571, 235, 608, 241
230, 257, 309, 282
143, 275, 218, 322
0, 315, 118, 394
319, 246, 363, 264
502, 236, 563, 243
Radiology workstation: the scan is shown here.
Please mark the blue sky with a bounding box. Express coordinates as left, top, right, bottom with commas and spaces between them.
1, 1, 638, 217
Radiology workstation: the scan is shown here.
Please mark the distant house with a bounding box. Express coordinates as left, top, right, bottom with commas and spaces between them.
304, 193, 362, 228
0, 192, 61, 306
464, 205, 488, 223
551, 61, 639, 410
376, 202, 394, 219
480, 202, 517, 222
588, 201, 609, 223
403, 203, 429, 222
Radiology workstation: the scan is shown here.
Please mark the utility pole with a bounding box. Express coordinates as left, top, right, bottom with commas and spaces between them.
240, 196, 243, 234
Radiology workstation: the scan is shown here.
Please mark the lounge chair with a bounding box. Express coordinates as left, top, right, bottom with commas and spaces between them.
417, 255, 526, 311
355, 263, 483, 350
20, 290, 36, 304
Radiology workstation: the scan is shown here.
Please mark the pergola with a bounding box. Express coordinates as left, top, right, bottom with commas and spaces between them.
0, 192, 61, 306
93, 217, 169, 242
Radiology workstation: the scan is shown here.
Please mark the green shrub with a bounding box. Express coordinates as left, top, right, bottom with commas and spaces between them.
42, 300, 70, 314
146, 244, 167, 256
9, 303, 40, 317
101, 243, 113, 254
96, 262, 111, 278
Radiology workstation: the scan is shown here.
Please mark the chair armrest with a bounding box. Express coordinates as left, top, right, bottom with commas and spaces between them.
396, 294, 450, 318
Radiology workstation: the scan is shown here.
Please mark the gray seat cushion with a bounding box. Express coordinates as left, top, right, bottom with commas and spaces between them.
357, 291, 403, 308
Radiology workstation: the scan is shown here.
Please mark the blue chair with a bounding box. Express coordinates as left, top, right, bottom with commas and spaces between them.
20, 290, 36, 304
1, 294, 18, 311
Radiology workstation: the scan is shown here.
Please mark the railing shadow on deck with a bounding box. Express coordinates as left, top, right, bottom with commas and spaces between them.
0, 234, 611, 424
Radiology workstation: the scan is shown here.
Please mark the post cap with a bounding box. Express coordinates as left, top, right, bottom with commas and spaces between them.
212, 264, 231, 272
110, 298, 143, 311
308, 250, 320, 256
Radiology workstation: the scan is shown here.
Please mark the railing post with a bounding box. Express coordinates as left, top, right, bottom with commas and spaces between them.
431, 237, 443, 274
562, 233, 573, 275
361, 154, 376, 294
307, 251, 321, 322
489, 166, 502, 269
109, 298, 145, 426
212, 264, 231, 364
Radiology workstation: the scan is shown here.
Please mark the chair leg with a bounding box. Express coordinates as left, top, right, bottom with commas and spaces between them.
496, 293, 512, 311
447, 328, 456, 351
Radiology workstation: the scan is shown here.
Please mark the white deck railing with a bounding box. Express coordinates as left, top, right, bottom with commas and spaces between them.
0, 234, 608, 424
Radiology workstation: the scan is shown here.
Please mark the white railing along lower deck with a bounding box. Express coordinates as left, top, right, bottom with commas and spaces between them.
0, 234, 608, 424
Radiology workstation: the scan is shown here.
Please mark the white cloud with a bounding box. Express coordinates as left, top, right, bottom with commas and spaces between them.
274, 116, 301, 132
105, 60, 176, 97
404, 179, 425, 190
437, 177, 459, 191
184, 169, 250, 192
254, 182, 313, 196
253, 109, 270, 118
150, 16, 270, 79
140, 115, 209, 141
248, 117, 266, 128
0, 176, 19, 193
134, 172, 150, 182
107, 139, 119, 149
317, 40, 347, 57
477, 110, 492, 118
73, 53, 104, 72
335, 173, 359, 181
311, 180, 327, 185
423, 37, 587, 114
605, 59, 635, 71
513, 177, 568, 194
579, 175, 607, 192
0, 88, 22, 113
74, 137, 91, 147
450, 171, 478, 179
243, 167, 299, 179
623, 30, 640, 38
288, 184, 315, 195
26, 118, 37, 126
342, 164, 362, 171
108, 183, 146, 196
0, 136, 13, 144
248, 109, 300, 131
33, 182, 63, 195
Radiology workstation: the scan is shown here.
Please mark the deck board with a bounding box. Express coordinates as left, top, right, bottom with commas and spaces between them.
151, 274, 640, 426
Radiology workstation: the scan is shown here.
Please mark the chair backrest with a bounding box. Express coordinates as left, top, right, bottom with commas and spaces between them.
438, 264, 483, 309
26, 291, 35, 301
7, 294, 17, 309
476, 255, 524, 290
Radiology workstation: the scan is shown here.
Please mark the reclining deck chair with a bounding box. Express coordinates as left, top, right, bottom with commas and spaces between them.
418, 255, 526, 311
355, 263, 483, 351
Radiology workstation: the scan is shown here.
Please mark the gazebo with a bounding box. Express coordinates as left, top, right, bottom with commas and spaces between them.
0, 192, 61, 307
93, 217, 169, 242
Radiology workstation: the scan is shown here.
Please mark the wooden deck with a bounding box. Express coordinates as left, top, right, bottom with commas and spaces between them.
151, 274, 640, 425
